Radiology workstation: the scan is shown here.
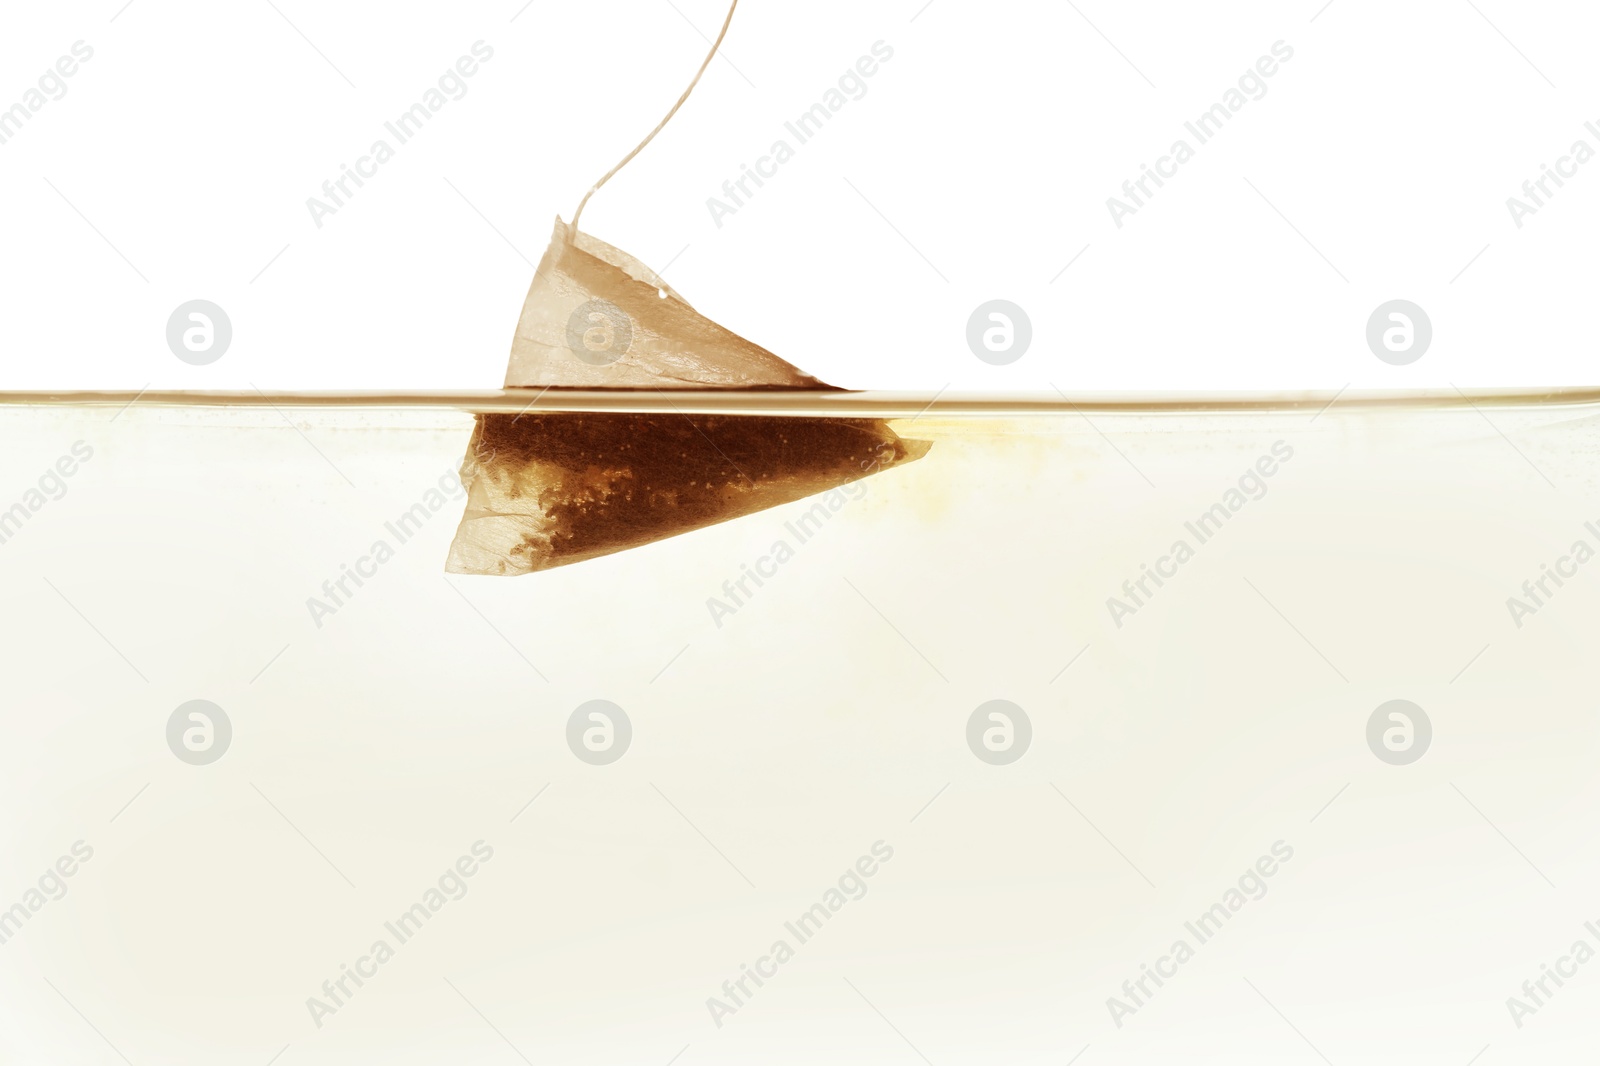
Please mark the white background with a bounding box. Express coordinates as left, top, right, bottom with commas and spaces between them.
0, 0, 1596, 392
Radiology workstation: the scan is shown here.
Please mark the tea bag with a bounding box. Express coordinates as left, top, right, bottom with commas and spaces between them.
444, 221, 929, 576
442, 0, 927, 575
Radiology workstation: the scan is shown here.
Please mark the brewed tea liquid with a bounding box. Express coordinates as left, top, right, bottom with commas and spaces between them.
0, 394, 1591, 1063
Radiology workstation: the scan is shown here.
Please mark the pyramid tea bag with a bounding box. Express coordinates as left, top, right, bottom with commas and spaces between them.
444, 221, 929, 576
442, 0, 926, 575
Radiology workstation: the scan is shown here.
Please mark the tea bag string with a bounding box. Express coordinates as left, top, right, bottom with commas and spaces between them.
568, 0, 739, 240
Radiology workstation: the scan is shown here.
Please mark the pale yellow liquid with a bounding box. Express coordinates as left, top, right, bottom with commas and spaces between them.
0, 393, 1594, 1063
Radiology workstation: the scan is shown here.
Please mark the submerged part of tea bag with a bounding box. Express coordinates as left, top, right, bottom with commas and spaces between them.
446, 413, 929, 575
506, 218, 834, 390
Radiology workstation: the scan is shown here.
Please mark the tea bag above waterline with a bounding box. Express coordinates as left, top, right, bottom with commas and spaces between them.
505, 218, 832, 390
